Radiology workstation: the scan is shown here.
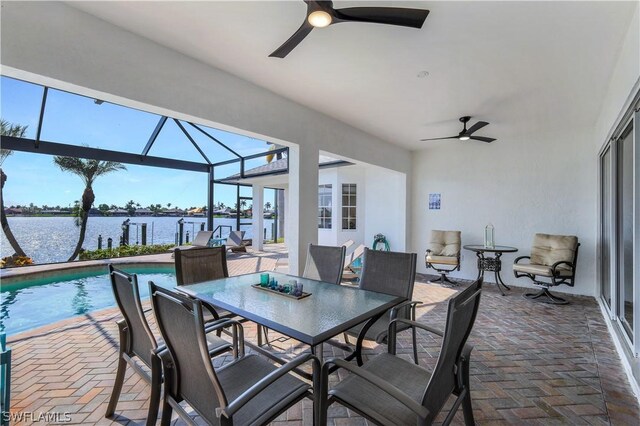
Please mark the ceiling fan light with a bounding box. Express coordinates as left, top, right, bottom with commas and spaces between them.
459, 136, 470, 141
308, 10, 332, 28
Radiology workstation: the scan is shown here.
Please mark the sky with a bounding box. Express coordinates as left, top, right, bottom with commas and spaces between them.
0, 76, 278, 209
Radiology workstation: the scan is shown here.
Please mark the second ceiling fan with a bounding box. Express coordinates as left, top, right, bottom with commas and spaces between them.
270, 0, 430, 58
420, 117, 497, 143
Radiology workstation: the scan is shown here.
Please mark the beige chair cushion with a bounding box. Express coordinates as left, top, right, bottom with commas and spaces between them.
513, 262, 573, 277
530, 234, 578, 270
429, 230, 461, 257
426, 255, 459, 266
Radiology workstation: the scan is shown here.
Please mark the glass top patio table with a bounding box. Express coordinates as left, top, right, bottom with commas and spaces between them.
179, 272, 404, 346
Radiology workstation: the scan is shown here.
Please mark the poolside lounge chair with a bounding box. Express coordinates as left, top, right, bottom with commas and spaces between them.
226, 230, 248, 252
106, 265, 237, 425
342, 239, 355, 250
342, 244, 365, 282
320, 278, 483, 426
171, 230, 213, 255
150, 283, 318, 426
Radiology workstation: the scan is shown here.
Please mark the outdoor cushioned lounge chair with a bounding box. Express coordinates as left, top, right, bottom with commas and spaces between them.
513, 233, 580, 305
425, 230, 462, 286
343, 248, 421, 365
174, 246, 237, 324
150, 283, 319, 426
320, 278, 483, 426
105, 265, 239, 425
226, 229, 248, 252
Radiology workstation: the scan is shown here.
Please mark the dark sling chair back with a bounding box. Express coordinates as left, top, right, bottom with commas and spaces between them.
320, 278, 483, 425
150, 282, 318, 426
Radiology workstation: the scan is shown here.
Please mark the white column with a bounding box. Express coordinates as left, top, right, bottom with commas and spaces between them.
287, 144, 319, 274
252, 184, 264, 251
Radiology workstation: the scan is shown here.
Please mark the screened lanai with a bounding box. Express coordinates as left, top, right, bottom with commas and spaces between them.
0, 75, 291, 261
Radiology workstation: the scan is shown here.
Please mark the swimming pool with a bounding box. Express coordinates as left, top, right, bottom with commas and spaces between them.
0, 265, 176, 336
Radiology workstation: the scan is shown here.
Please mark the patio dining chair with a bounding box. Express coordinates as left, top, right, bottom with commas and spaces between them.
105, 265, 238, 425
174, 246, 236, 324
261, 243, 346, 345
320, 278, 483, 426
150, 283, 319, 426
303, 243, 346, 285
343, 248, 420, 364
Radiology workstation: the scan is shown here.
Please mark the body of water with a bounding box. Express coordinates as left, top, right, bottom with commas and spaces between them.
0, 266, 176, 335
1, 216, 276, 264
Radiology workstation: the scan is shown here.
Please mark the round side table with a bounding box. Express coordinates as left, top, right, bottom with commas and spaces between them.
463, 245, 518, 296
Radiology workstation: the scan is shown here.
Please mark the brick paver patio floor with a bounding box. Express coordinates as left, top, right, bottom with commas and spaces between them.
6, 246, 639, 425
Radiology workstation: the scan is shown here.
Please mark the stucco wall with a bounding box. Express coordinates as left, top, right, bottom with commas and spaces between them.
410, 4, 639, 297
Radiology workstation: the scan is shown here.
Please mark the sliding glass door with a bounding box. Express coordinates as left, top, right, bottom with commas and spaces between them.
600, 146, 612, 310
599, 93, 638, 355
617, 124, 634, 339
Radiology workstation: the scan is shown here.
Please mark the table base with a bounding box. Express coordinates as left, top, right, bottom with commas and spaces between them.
475, 252, 511, 296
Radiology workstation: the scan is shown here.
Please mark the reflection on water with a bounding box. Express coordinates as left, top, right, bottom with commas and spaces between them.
0, 269, 176, 335
71, 281, 92, 315
1, 216, 275, 264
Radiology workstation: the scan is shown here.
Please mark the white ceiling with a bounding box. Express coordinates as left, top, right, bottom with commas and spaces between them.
68, 1, 636, 150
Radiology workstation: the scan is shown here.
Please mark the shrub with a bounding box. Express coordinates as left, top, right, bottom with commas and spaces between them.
79, 243, 175, 260
1, 255, 34, 268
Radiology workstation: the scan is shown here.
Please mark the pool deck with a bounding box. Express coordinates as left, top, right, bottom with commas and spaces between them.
5, 245, 640, 425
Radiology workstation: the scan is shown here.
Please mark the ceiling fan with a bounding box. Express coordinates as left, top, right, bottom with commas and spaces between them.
269, 0, 430, 58
420, 116, 496, 143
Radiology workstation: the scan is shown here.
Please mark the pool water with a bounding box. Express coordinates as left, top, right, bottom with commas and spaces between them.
0, 266, 176, 335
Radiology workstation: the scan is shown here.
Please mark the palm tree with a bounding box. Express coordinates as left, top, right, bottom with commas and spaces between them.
1, 119, 28, 257
264, 201, 272, 211
53, 156, 126, 261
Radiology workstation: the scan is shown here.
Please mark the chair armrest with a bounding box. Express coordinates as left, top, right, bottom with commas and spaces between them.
203, 318, 245, 358
551, 260, 574, 275
201, 301, 221, 321
323, 358, 429, 419
390, 300, 422, 322
390, 318, 443, 337
222, 353, 319, 417
514, 255, 531, 264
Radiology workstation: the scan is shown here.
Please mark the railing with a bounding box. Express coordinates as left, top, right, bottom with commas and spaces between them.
213, 225, 233, 239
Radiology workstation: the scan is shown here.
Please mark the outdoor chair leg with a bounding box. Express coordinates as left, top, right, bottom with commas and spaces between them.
145, 355, 162, 426
430, 272, 459, 287
105, 354, 127, 418
412, 326, 419, 365
524, 287, 569, 305
159, 398, 173, 426
343, 333, 350, 345
461, 390, 475, 426
460, 359, 475, 425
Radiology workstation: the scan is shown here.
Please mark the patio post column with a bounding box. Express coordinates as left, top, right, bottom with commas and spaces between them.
252, 184, 264, 251
287, 144, 319, 275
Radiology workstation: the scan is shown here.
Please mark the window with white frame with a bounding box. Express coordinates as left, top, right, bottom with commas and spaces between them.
318, 184, 332, 229
342, 184, 357, 230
